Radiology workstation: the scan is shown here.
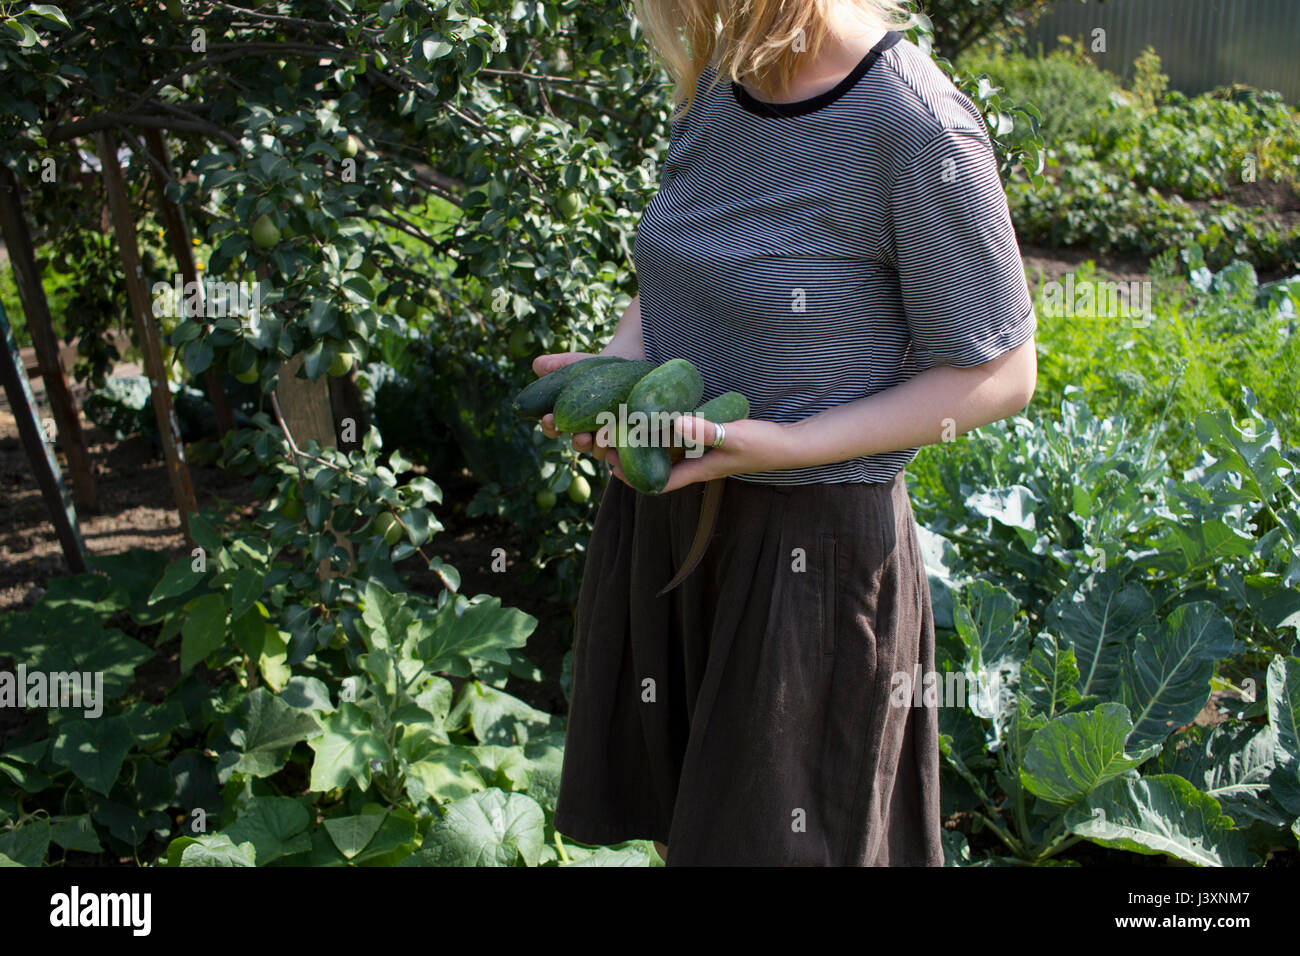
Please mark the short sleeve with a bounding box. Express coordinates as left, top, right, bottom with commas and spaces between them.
890, 125, 1036, 370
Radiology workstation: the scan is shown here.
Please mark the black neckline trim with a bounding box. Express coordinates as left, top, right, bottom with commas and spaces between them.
730, 30, 901, 117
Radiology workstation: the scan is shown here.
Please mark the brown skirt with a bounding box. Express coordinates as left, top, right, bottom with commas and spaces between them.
552, 470, 943, 866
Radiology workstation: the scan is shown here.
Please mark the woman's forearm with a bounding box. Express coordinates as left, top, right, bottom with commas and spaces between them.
779, 337, 1038, 469
633, 335, 1038, 495
600, 294, 646, 360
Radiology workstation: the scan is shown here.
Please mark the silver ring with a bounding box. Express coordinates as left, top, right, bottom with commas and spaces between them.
710, 422, 726, 449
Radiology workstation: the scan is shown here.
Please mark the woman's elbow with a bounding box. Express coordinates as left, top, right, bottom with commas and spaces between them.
999, 337, 1037, 416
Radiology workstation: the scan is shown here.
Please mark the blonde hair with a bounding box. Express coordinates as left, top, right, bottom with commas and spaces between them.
631, 0, 919, 116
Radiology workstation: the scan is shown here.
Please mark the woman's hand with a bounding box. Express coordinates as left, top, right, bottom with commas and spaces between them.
606, 414, 794, 494
533, 351, 624, 464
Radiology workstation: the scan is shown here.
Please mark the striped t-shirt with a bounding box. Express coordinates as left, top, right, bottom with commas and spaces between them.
633, 30, 1036, 484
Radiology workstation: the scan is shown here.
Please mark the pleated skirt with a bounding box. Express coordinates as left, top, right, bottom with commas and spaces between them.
552, 470, 943, 866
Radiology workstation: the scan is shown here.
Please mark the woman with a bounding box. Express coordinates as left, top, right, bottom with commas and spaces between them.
539, 0, 1037, 865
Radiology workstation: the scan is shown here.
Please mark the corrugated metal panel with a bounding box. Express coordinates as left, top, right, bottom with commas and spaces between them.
1023, 0, 1300, 102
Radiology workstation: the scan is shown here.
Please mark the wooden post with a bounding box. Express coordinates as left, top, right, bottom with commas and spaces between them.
0, 301, 87, 573
276, 353, 338, 451
142, 128, 236, 437
96, 131, 198, 543
253, 260, 336, 452
328, 372, 367, 452
0, 164, 100, 513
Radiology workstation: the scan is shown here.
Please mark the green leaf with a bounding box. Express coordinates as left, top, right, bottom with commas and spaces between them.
1195, 408, 1292, 501
26, 5, 71, 28
324, 811, 384, 860
565, 845, 653, 867
1020, 702, 1160, 806
188, 512, 223, 554
1046, 570, 1153, 698
416, 596, 536, 676
281, 676, 337, 714
404, 746, 487, 806
89, 797, 171, 847
447, 682, 559, 746
914, 525, 958, 630
1160, 723, 1288, 827
307, 702, 387, 791
221, 687, 321, 780
52, 717, 133, 796
1118, 602, 1236, 747
148, 557, 207, 605
0, 741, 51, 792
953, 580, 1028, 745
223, 797, 311, 865
1161, 519, 1256, 575
469, 744, 532, 790
5, 19, 39, 46
180, 593, 229, 672
361, 579, 415, 651
1065, 774, 1259, 867
353, 807, 418, 866
966, 484, 1039, 533
422, 38, 453, 60
1022, 632, 1084, 718
521, 732, 566, 814
230, 568, 263, 622
182, 337, 214, 374
1267, 655, 1300, 815
402, 789, 544, 866
162, 836, 198, 868
122, 699, 186, 747
49, 814, 101, 854
302, 338, 329, 380
179, 834, 257, 867
257, 629, 291, 692
0, 819, 49, 867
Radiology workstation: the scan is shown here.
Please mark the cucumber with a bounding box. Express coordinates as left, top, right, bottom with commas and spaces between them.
512, 355, 624, 419
552, 360, 655, 433
665, 391, 750, 462
693, 390, 749, 423
626, 358, 703, 420
618, 443, 672, 496
614, 359, 705, 493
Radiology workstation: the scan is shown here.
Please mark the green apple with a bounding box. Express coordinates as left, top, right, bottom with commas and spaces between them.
359, 255, 379, 281
233, 357, 260, 384
567, 475, 591, 503
336, 133, 361, 159
328, 350, 354, 377
251, 213, 280, 249
278, 482, 302, 520
535, 489, 556, 513
557, 190, 583, 220
394, 297, 417, 320
375, 512, 402, 545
